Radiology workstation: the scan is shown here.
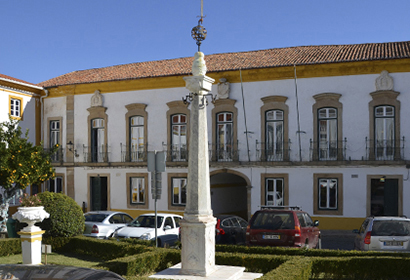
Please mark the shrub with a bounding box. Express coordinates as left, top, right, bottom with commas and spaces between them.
36, 192, 85, 237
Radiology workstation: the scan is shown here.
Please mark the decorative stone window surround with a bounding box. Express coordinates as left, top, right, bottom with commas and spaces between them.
312, 93, 343, 161
167, 172, 187, 211
211, 99, 238, 161
260, 173, 289, 207
87, 173, 111, 210
9, 95, 24, 120
125, 103, 148, 161
260, 96, 289, 161
126, 173, 149, 209
166, 101, 190, 163
87, 106, 108, 162
46, 117, 63, 148
313, 173, 343, 215
368, 90, 400, 160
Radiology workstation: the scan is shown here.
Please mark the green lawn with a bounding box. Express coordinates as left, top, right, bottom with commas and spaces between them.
0, 252, 102, 268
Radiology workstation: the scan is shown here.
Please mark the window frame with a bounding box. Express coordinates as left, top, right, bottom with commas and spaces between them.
168, 173, 187, 211
374, 105, 395, 160
166, 101, 190, 164
126, 173, 149, 209
313, 173, 343, 215
9, 95, 23, 120
125, 103, 148, 163
261, 174, 289, 207
216, 111, 234, 161
317, 107, 338, 160
171, 113, 188, 162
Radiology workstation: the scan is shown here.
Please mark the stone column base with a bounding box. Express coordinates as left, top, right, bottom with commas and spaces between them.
18, 230, 45, 265
180, 217, 216, 276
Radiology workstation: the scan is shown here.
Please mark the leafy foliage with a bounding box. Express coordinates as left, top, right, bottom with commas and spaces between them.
0, 117, 58, 196
36, 192, 85, 238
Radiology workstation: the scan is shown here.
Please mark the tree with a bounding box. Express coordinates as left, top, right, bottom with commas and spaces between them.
0, 117, 58, 232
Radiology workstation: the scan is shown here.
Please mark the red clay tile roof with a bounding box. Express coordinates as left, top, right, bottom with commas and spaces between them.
0, 73, 38, 87
39, 41, 410, 88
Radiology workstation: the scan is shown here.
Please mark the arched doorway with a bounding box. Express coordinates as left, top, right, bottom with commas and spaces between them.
210, 170, 250, 220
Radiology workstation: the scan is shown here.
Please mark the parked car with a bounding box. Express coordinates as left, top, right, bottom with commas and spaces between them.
83, 211, 133, 239
113, 213, 183, 247
353, 216, 410, 252
246, 206, 321, 249
215, 215, 248, 245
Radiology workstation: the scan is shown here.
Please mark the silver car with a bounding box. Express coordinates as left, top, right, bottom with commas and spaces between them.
353, 216, 410, 252
114, 213, 182, 247
83, 211, 133, 239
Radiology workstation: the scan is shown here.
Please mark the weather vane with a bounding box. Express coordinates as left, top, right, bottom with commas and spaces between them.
191, 0, 207, 51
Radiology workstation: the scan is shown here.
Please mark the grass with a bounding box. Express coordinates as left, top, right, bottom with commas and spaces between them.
0, 252, 103, 268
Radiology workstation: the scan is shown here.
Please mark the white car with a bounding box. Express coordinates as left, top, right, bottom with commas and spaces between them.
353, 216, 410, 252
114, 213, 183, 247
83, 211, 134, 239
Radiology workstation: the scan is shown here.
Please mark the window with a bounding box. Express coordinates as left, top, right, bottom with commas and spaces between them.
171, 114, 187, 161
312, 93, 343, 161
50, 120, 60, 161
10, 98, 21, 117
374, 105, 395, 160
313, 173, 343, 215
126, 173, 148, 209
318, 178, 338, 210
212, 99, 237, 162
265, 178, 284, 206
130, 116, 145, 162
130, 177, 145, 204
318, 108, 338, 160
172, 177, 187, 206
216, 112, 233, 161
91, 118, 105, 162
46, 177, 63, 193
265, 110, 284, 161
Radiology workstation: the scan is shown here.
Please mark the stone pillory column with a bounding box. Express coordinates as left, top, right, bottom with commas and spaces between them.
180, 51, 216, 277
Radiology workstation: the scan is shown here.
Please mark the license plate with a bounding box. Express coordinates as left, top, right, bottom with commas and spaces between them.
384, 241, 403, 246
263, 235, 280, 240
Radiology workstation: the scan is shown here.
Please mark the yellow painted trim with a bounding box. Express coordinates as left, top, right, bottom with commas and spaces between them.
20, 237, 43, 242
17, 230, 46, 236
44, 59, 410, 97
9, 95, 24, 121
311, 217, 364, 230
0, 88, 36, 97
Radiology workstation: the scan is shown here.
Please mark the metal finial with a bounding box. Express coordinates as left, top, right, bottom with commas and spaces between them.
191, 0, 207, 51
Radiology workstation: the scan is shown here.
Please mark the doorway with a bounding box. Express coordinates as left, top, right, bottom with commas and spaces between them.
90, 176, 108, 211
370, 178, 399, 216
210, 171, 249, 220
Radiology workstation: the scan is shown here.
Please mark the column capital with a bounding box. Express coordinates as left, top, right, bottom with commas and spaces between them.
183, 75, 215, 95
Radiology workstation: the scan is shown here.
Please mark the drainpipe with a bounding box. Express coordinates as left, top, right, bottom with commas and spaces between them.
40, 89, 49, 145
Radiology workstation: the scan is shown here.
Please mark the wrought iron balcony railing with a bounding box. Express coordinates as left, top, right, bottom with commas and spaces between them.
256, 140, 291, 162
162, 143, 188, 162
44, 147, 64, 163
365, 137, 405, 161
83, 145, 110, 163
309, 139, 347, 161
209, 142, 239, 162
120, 143, 147, 162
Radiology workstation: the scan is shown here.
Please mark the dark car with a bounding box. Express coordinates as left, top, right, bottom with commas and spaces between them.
215, 215, 248, 245
246, 206, 321, 249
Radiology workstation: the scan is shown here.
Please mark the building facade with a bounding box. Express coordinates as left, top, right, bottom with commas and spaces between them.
36, 41, 410, 229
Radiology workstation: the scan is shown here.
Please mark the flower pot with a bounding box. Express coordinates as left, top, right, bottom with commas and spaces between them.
12, 206, 50, 232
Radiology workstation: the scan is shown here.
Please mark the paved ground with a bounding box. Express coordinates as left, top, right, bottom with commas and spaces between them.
320, 230, 357, 251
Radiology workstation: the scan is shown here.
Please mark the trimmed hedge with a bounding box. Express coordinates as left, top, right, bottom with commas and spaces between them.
260, 257, 313, 280
37, 192, 85, 237
0, 238, 21, 256
312, 256, 410, 279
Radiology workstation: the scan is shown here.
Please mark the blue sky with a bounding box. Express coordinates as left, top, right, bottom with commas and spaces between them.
1, 0, 409, 84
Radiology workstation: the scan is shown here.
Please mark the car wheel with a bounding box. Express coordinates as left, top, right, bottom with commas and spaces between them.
157, 239, 162, 247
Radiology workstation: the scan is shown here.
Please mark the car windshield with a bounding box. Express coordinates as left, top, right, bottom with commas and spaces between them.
129, 215, 164, 228
84, 213, 109, 222
251, 211, 295, 230
372, 220, 410, 236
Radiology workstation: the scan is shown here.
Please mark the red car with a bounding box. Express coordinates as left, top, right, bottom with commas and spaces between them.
246, 206, 321, 249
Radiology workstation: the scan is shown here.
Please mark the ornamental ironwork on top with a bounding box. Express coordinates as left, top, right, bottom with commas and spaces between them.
191, 18, 207, 51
